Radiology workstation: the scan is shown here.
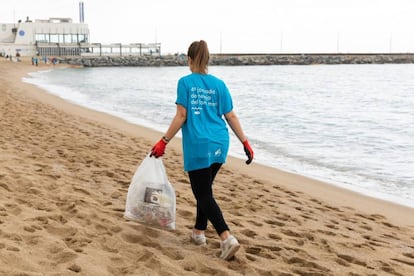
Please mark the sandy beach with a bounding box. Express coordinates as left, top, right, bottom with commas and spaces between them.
1, 58, 414, 276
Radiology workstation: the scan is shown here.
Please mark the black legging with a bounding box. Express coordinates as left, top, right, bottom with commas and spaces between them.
188, 163, 229, 236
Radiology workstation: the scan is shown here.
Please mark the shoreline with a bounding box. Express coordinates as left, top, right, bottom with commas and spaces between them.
1, 58, 414, 275
17, 59, 414, 224
21, 59, 414, 216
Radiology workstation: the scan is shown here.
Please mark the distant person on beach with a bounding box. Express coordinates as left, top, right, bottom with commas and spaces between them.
150, 40, 254, 260
51, 57, 57, 66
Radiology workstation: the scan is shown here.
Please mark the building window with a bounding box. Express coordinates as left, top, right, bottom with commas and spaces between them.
50, 34, 59, 43
78, 34, 88, 43
35, 33, 89, 44
35, 33, 48, 43
64, 34, 71, 43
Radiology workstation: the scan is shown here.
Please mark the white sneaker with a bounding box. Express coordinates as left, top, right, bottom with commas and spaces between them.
191, 231, 207, 245
220, 235, 240, 260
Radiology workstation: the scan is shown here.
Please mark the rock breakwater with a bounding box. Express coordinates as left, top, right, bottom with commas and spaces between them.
59, 53, 414, 67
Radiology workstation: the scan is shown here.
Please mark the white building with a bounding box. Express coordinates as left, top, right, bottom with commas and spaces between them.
1, 1, 161, 58
0, 16, 89, 57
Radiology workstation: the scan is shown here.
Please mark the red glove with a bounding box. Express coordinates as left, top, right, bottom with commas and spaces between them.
150, 139, 167, 158
243, 140, 254, 165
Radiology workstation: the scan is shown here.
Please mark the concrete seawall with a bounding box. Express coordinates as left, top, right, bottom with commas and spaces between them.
58, 53, 414, 67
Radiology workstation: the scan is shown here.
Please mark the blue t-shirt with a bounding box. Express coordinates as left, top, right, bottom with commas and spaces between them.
176, 73, 233, 171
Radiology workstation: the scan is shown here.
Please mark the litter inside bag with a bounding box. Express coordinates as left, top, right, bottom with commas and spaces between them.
124, 155, 176, 230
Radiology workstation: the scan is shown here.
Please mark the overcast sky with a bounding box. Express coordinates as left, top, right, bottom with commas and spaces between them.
1, 0, 414, 54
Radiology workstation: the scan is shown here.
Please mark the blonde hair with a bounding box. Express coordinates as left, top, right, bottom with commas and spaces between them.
187, 40, 209, 74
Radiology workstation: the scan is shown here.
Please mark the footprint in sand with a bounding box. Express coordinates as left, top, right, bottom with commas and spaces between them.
241, 229, 257, 238
0, 182, 11, 192
391, 254, 414, 268
316, 229, 337, 236
23, 225, 41, 233
177, 209, 193, 218
325, 223, 339, 230
50, 250, 79, 264
280, 229, 302, 238
402, 252, 414, 259
248, 219, 263, 227
163, 247, 185, 261
100, 238, 119, 254
229, 219, 244, 227
6, 245, 20, 252
67, 264, 82, 273
361, 234, 389, 247
5, 203, 22, 216
336, 254, 367, 267
264, 219, 285, 227
286, 256, 331, 274
0, 206, 8, 217
268, 233, 282, 241
65, 235, 92, 253
121, 230, 162, 248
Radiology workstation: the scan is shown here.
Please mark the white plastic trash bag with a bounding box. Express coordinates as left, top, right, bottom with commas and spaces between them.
124, 155, 176, 230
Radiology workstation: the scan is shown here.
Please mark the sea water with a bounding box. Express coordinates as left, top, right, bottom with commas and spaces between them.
23, 64, 414, 208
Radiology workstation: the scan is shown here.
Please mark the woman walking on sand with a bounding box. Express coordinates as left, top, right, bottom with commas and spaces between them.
150, 40, 254, 260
